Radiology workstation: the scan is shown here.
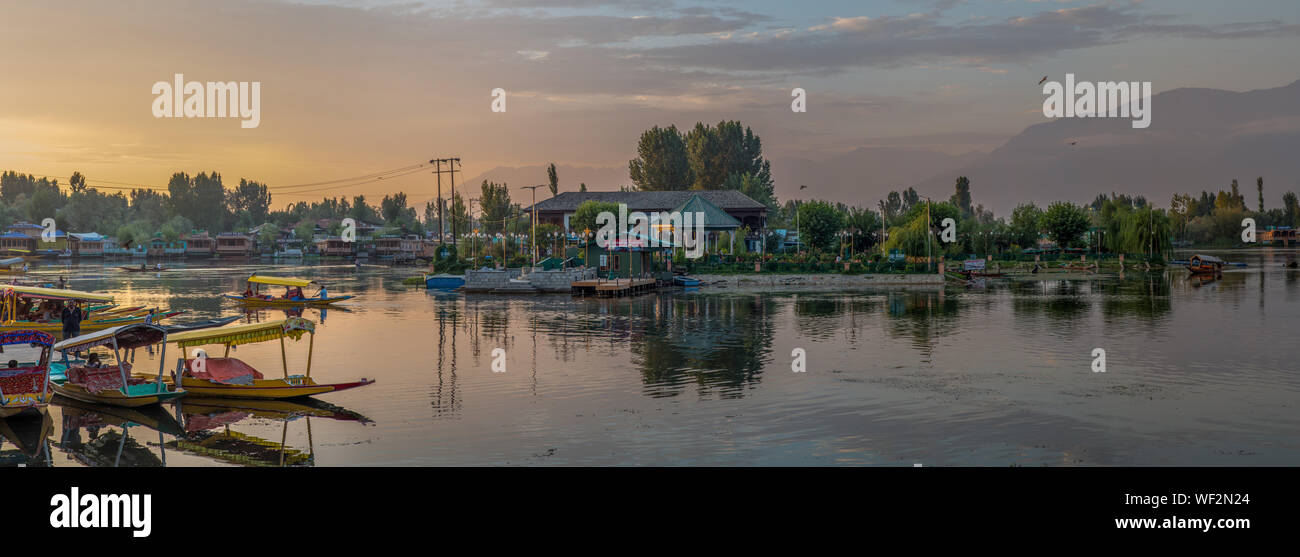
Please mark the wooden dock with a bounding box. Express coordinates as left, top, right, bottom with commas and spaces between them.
571, 278, 657, 297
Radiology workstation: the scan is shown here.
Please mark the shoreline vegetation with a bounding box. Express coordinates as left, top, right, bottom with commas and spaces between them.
4, 123, 1295, 273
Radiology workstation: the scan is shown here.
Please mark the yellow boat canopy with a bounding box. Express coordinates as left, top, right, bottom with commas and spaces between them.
2, 285, 114, 302
170, 317, 315, 348
247, 275, 316, 287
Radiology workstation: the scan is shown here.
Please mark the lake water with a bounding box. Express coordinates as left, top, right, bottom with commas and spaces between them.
3, 249, 1298, 466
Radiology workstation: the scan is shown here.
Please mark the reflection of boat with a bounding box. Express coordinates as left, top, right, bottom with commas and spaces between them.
167, 317, 374, 399
424, 273, 466, 289
170, 397, 370, 467
225, 274, 354, 306
1186, 254, 1224, 275
51, 324, 186, 407
0, 411, 53, 465
0, 285, 183, 332
163, 315, 242, 333
0, 330, 54, 418
54, 396, 186, 437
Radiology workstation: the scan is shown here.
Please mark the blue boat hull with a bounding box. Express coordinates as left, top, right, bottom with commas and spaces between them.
425, 275, 466, 289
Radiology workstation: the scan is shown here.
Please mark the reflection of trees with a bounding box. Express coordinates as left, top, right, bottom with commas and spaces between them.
882, 290, 961, 355
1098, 274, 1172, 324
1011, 280, 1092, 324
630, 294, 777, 399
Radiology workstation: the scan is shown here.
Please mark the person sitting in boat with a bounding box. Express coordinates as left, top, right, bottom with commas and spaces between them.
86, 353, 101, 368
291, 287, 306, 301
140, 263, 147, 271
6, 360, 16, 368
144, 308, 157, 325
243, 285, 254, 298
155, 262, 162, 270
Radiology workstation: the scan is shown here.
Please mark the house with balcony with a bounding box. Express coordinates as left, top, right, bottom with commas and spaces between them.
314, 236, 354, 257
184, 232, 216, 257
216, 233, 255, 257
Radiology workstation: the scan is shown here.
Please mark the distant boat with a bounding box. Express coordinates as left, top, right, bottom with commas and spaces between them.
424, 273, 465, 290
674, 275, 701, 287
1186, 254, 1224, 275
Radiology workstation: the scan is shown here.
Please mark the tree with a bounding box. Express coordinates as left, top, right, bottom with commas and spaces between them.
722, 172, 776, 211
628, 125, 691, 191
228, 179, 272, 224
1257, 177, 1264, 213
950, 176, 972, 217
1039, 201, 1090, 249
843, 206, 882, 251
795, 200, 845, 252
1009, 203, 1043, 248
1285, 191, 1300, 226
69, 171, 87, 193
684, 120, 772, 191
546, 163, 558, 197
478, 181, 512, 234
569, 200, 620, 237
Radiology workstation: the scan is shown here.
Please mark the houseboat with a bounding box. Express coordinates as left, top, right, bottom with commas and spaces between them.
184, 232, 216, 257
216, 233, 255, 257
1186, 254, 1224, 276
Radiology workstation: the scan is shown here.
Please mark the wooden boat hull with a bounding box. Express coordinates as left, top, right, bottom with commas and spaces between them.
173, 376, 373, 399
1186, 266, 1221, 276
50, 382, 185, 408
119, 267, 169, 272
223, 294, 354, 306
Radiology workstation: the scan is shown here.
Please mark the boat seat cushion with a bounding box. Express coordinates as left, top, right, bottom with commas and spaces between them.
0, 366, 47, 396
184, 357, 263, 385
66, 364, 142, 394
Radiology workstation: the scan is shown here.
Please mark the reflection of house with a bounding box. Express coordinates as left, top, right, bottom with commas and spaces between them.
184, 232, 215, 257
69, 233, 105, 257
314, 237, 353, 257
216, 233, 254, 256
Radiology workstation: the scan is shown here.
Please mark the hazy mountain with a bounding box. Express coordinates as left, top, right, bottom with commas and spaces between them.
772, 147, 984, 206
911, 79, 1300, 214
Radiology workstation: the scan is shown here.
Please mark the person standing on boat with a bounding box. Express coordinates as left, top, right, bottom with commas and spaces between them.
144, 308, 157, 325
60, 301, 83, 341
315, 284, 327, 300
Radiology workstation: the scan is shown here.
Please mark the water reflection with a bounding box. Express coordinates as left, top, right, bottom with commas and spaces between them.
16, 251, 1300, 465
0, 412, 53, 466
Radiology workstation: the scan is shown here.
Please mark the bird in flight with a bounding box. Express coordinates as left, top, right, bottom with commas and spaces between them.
799, 185, 808, 190
1069, 140, 1078, 146
1038, 75, 1048, 85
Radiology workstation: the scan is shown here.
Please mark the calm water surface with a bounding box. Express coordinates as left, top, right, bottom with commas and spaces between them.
3, 249, 1298, 466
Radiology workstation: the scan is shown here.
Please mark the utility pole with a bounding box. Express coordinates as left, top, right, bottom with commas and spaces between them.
521, 185, 545, 269
429, 157, 461, 247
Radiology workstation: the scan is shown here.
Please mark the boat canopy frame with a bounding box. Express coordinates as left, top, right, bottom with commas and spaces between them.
0, 330, 54, 406
167, 317, 316, 379
52, 323, 169, 397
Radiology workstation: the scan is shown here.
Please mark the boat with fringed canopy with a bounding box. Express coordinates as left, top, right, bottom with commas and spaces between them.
0, 285, 183, 333
166, 317, 373, 399
50, 323, 185, 407
223, 275, 354, 306
0, 330, 54, 418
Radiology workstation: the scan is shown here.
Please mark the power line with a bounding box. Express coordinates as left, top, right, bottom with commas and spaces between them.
2, 161, 434, 195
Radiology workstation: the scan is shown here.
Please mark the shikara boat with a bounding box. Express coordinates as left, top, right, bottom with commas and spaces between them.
119, 266, 169, 272
224, 275, 354, 306
1186, 253, 1225, 275
0, 330, 55, 418
0, 285, 183, 333
50, 324, 185, 407
167, 317, 373, 399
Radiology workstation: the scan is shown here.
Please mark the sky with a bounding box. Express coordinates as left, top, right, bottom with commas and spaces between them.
1, 0, 1298, 209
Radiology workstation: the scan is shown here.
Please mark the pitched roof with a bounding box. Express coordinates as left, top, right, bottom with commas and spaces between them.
526, 190, 766, 213
673, 194, 740, 230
